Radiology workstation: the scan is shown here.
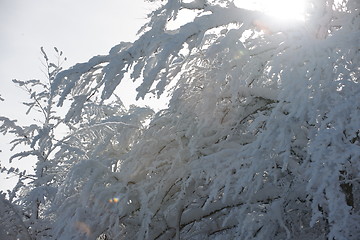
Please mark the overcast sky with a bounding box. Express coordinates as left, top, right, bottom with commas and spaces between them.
0, 0, 155, 190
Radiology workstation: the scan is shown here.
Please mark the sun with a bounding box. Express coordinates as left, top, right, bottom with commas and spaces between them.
235, 0, 307, 21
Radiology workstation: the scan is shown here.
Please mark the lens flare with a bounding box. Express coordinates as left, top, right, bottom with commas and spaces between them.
75, 221, 91, 236
109, 197, 120, 203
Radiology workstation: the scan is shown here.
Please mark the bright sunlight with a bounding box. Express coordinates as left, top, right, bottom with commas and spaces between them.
235, 0, 308, 21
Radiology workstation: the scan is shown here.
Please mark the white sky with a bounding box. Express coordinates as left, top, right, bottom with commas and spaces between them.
0, 0, 152, 114
0, 0, 154, 190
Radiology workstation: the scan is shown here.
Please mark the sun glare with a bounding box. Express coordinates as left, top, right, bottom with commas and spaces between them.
235, 0, 307, 21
